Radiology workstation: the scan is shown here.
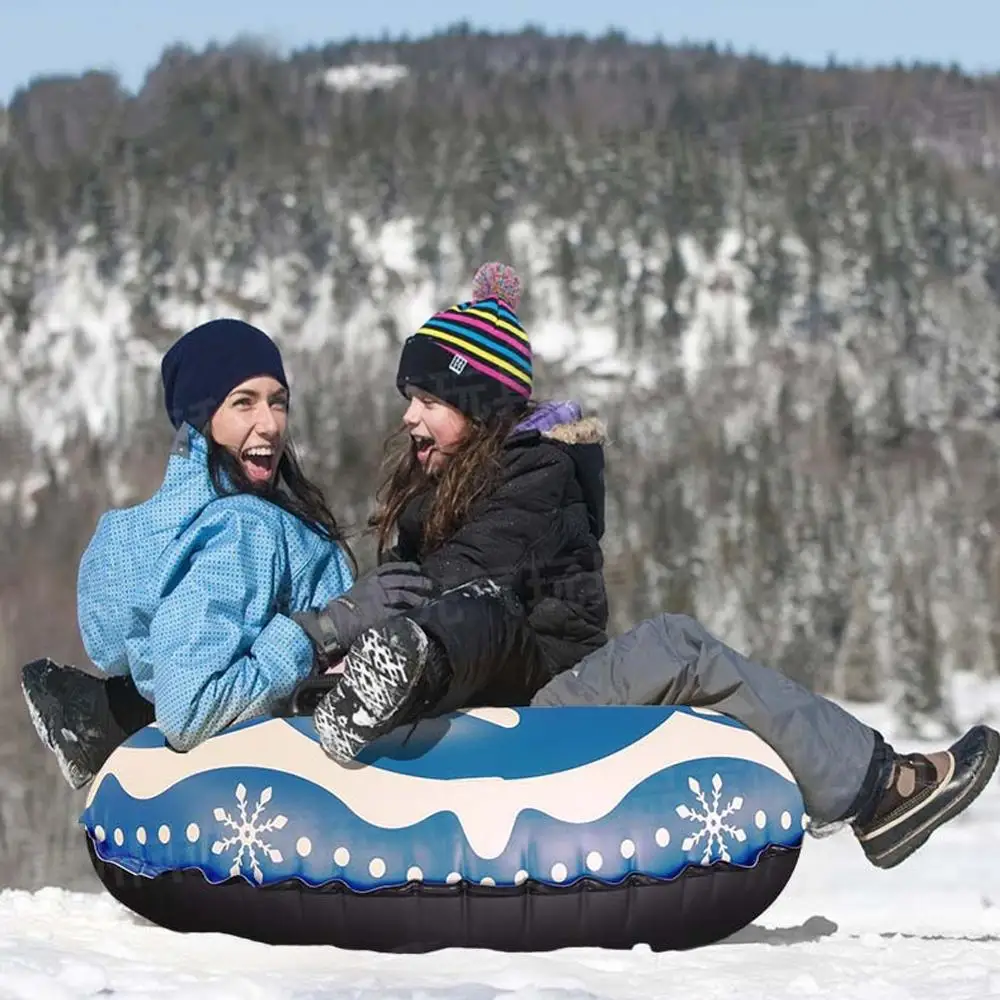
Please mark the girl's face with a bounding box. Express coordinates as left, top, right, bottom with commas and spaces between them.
209, 375, 289, 486
402, 389, 471, 474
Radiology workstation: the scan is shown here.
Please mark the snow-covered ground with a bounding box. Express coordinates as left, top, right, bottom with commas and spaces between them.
1, 682, 998, 1000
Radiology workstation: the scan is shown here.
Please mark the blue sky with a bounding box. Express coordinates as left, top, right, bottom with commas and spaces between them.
2, 0, 997, 103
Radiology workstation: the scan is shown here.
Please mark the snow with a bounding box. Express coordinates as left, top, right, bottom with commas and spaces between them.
676, 229, 756, 382
0, 216, 659, 466
321, 64, 410, 92
1, 678, 999, 998
7, 194, 992, 470
0, 244, 162, 453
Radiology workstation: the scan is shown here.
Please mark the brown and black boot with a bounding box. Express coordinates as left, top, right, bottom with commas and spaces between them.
852, 724, 999, 869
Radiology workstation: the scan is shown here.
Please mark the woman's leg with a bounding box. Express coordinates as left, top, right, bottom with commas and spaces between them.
20, 659, 153, 789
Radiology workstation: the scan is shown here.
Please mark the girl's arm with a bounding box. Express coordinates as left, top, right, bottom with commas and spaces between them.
146, 507, 315, 751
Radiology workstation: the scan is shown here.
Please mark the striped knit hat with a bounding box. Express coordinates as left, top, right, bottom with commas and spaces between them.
395, 262, 532, 420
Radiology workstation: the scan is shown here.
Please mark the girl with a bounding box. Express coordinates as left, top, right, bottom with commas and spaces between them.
292, 263, 611, 761
22, 318, 433, 788
298, 266, 998, 872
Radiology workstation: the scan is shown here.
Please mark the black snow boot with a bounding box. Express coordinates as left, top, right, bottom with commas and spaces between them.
312, 616, 450, 764
851, 724, 999, 869
20, 659, 154, 790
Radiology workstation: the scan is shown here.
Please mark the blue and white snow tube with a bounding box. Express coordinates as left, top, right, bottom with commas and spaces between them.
82, 705, 806, 952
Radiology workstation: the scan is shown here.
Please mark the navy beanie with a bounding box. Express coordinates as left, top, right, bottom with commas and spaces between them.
160, 319, 289, 430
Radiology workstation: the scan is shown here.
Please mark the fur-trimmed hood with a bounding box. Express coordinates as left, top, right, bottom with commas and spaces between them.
511, 400, 607, 539
513, 399, 606, 442
542, 415, 607, 447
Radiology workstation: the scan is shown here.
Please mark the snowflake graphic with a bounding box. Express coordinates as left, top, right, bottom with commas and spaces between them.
210, 782, 288, 883
675, 773, 747, 865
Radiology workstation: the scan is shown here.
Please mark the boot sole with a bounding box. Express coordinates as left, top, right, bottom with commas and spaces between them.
864, 726, 1000, 869
21, 660, 94, 790
313, 621, 428, 764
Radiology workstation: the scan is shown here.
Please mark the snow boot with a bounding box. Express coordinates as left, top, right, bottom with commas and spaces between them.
20, 659, 153, 789
851, 724, 1000, 869
312, 616, 449, 764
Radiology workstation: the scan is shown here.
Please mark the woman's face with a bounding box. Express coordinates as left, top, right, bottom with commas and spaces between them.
402, 389, 471, 474
209, 376, 289, 485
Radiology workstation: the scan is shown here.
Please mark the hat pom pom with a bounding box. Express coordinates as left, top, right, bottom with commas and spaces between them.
471, 262, 521, 312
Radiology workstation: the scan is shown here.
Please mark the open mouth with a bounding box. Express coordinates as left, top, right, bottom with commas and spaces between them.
241, 445, 276, 483
411, 434, 436, 464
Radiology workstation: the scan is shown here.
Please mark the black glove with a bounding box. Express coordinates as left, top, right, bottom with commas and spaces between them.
292, 561, 437, 665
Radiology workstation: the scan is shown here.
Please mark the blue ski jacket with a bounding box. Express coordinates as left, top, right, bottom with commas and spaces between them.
77, 425, 353, 750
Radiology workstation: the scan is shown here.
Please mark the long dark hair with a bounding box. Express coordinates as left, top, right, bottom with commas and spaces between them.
206, 436, 358, 577
368, 402, 536, 559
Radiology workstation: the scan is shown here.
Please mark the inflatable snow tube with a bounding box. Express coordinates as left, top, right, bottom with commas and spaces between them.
82, 705, 806, 952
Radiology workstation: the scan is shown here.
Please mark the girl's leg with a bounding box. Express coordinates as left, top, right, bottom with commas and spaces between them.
312, 579, 546, 762
534, 613, 876, 822
532, 613, 999, 869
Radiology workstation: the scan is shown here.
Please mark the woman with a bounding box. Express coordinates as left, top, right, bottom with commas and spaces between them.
21, 317, 432, 788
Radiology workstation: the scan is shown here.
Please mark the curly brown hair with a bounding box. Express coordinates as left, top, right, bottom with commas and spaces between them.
369, 403, 535, 559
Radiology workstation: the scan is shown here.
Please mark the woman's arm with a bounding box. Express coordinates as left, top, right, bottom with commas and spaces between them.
146, 508, 314, 751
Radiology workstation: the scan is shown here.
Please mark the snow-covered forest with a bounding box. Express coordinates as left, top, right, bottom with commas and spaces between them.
2, 29, 1000, 887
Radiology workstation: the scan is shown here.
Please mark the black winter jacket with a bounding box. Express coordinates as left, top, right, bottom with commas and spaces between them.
388, 401, 609, 709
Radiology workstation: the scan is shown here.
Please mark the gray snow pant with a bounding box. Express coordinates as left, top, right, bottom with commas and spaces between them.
531, 613, 881, 825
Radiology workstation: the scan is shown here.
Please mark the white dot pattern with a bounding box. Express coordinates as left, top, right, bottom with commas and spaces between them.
86, 749, 796, 892
263, 800, 802, 887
